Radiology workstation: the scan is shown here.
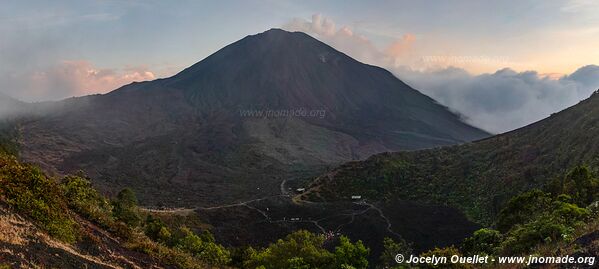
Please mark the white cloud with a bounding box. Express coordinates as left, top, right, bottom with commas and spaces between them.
1, 60, 155, 102
283, 14, 398, 66
283, 14, 599, 134
396, 65, 599, 133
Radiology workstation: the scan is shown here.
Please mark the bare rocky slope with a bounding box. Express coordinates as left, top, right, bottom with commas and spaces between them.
17, 29, 488, 207
0, 203, 163, 269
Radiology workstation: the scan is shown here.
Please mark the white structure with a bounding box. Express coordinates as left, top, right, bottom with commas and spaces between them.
351, 195, 362, 200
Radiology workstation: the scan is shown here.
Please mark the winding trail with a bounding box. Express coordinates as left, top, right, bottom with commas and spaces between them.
197, 195, 287, 211
357, 201, 401, 238
141, 179, 401, 239
280, 178, 288, 195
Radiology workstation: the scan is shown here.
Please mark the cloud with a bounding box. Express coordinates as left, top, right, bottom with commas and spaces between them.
284, 14, 336, 37
1, 61, 155, 102
385, 33, 416, 58
283, 14, 599, 134
283, 14, 413, 66
562, 65, 599, 88
396, 65, 599, 133
0, 6, 150, 102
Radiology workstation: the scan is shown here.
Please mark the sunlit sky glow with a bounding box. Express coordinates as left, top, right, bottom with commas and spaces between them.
2, 0, 599, 133
2, 1, 598, 97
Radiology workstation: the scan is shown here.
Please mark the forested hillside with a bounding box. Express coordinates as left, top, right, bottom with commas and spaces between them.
305, 91, 599, 224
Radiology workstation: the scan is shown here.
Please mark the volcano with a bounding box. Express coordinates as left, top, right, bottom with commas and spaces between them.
19, 29, 488, 206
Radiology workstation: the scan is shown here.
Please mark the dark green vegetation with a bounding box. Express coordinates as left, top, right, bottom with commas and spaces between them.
463, 166, 597, 256
0, 149, 224, 268
380, 166, 599, 268
306, 91, 599, 225
0, 154, 78, 243
0, 147, 379, 268
3, 29, 599, 268
241, 230, 370, 269
379, 237, 412, 269
0, 99, 597, 269
0, 121, 19, 157
4, 29, 490, 267
17, 29, 487, 208
0, 93, 30, 155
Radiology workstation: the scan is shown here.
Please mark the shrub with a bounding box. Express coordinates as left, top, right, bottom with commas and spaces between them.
496, 189, 552, 233
61, 174, 113, 226
144, 215, 172, 244
561, 166, 598, 206
245, 230, 369, 269
246, 230, 334, 268
126, 232, 204, 269
461, 228, 502, 256
112, 188, 141, 227
0, 122, 19, 156
501, 218, 567, 254
0, 154, 78, 243
379, 237, 413, 268
173, 227, 231, 266
333, 236, 369, 269
469, 175, 593, 256
421, 246, 472, 269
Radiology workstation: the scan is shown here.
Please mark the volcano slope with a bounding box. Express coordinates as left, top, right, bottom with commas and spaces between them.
303, 90, 599, 225
18, 29, 488, 207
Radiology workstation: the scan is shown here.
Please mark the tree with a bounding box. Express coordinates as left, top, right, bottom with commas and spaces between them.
491, 187, 589, 255
563, 166, 598, 206
379, 237, 412, 268
0, 155, 78, 243
245, 230, 370, 269
144, 215, 172, 244
333, 236, 370, 269
421, 246, 472, 269
245, 230, 335, 269
61, 175, 112, 224
287, 257, 310, 269
112, 188, 141, 227
496, 189, 553, 233
174, 227, 231, 266
501, 218, 566, 254
461, 228, 501, 256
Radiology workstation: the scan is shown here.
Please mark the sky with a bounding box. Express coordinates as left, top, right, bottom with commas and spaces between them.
1, 0, 599, 133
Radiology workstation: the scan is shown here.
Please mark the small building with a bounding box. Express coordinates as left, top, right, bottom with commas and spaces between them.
290, 217, 301, 221
351, 195, 362, 200
296, 188, 306, 193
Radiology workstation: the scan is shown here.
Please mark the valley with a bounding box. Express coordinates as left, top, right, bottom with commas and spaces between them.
1, 26, 598, 269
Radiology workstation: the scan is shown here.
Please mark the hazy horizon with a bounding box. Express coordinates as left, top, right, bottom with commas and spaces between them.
2, 0, 599, 133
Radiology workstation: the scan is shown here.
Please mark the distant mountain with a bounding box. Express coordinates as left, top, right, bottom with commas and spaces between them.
18, 29, 488, 206
0, 93, 27, 118
303, 90, 599, 224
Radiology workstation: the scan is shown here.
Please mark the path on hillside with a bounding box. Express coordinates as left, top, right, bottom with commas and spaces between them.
141, 180, 401, 239
280, 178, 288, 195
357, 201, 401, 238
